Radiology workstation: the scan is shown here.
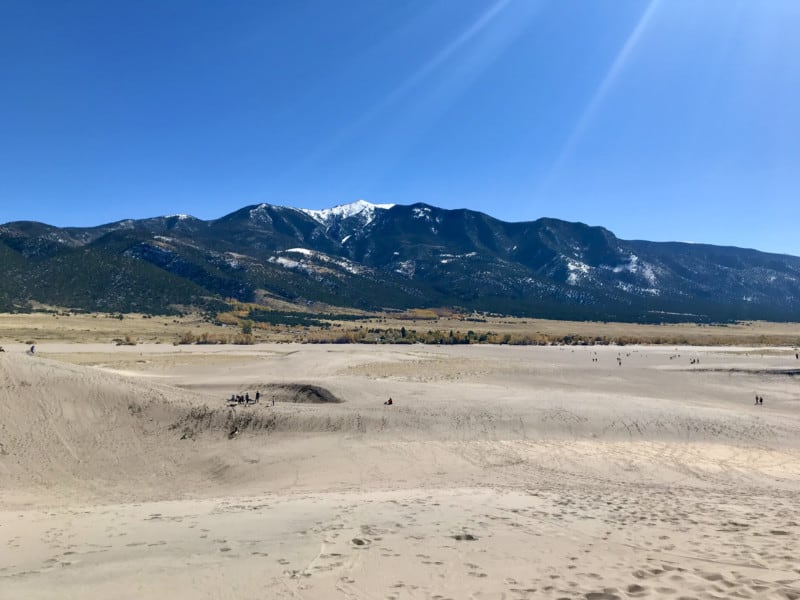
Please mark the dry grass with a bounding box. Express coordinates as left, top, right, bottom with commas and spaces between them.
2, 310, 800, 347
0, 312, 224, 344
314, 315, 800, 346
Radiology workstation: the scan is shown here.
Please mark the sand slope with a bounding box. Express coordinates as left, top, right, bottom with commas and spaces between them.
1, 344, 800, 599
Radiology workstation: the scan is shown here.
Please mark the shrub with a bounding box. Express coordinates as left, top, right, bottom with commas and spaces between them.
178, 331, 196, 345
232, 333, 255, 345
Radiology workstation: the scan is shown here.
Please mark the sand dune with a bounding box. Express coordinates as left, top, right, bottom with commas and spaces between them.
1, 344, 799, 599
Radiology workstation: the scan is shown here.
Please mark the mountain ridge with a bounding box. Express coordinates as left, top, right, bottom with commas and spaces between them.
1, 200, 798, 322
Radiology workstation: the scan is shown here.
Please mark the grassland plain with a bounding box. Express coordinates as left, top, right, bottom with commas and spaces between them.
2, 310, 800, 347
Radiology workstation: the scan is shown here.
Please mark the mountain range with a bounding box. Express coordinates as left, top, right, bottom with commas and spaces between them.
1, 200, 798, 322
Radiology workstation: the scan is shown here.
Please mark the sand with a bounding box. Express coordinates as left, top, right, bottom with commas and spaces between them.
1, 342, 800, 599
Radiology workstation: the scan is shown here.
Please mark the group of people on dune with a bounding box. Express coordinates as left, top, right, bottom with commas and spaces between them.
228, 391, 274, 406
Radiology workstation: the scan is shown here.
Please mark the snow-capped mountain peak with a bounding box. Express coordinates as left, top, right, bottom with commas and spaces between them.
300, 200, 394, 226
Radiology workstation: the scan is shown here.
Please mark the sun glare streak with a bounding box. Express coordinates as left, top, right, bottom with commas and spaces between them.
287, 0, 522, 178
385, 0, 513, 103
537, 0, 661, 197
354, 0, 544, 189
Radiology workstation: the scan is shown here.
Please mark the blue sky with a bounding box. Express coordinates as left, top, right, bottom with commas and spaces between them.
1, 1, 799, 255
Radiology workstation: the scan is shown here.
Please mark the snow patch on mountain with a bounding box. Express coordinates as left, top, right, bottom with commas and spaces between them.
439, 252, 477, 264
269, 256, 308, 272
612, 254, 658, 285
301, 200, 394, 226
223, 252, 250, 269
277, 248, 364, 274
395, 260, 416, 277
566, 259, 591, 285
249, 204, 273, 224
617, 282, 660, 296
413, 207, 432, 221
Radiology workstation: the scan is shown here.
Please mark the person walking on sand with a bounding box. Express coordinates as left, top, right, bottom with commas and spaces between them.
255, 391, 260, 403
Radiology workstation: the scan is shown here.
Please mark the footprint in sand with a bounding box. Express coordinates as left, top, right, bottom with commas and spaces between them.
584, 592, 621, 600
626, 584, 647, 596
654, 587, 677, 594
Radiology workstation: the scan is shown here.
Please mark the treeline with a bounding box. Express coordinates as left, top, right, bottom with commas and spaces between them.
171, 325, 800, 347
298, 328, 799, 346
301, 328, 615, 345
176, 331, 256, 345
215, 307, 369, 328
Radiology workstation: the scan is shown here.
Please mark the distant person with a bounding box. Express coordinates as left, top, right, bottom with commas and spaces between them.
759, 396, 764, 405
30, 345, 35, 354
255, 391, 260, 403
271, 397, 275, 407
245, 392, 251, 404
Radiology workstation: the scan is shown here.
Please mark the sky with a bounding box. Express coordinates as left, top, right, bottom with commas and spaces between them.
1, 0, 799, 255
